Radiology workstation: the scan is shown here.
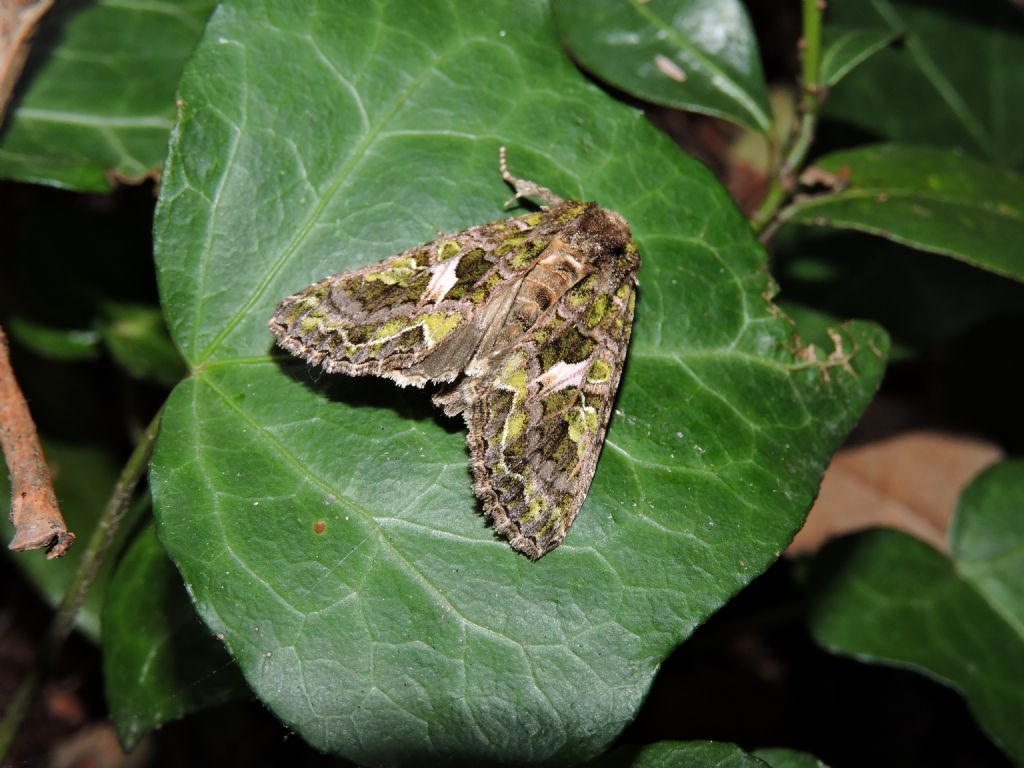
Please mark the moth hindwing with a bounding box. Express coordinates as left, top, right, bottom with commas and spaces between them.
269, 151, 640, 559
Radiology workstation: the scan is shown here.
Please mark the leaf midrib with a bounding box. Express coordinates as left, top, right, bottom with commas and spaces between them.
786, 187, 1024, 224
13, 108, 173, 129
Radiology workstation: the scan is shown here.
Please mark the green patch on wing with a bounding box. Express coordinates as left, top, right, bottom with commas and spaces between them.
543, 389, 576, 416
587, 359, 612, 384
348, 266, 432, 313
421, 312, 463, 345
566, 405, 598, 445
498, 351, 529, 397
510, 239, 550, 269
585, 294, 610, 327
541, 326, 594, 369
568, 274, 601, 308
445, 249, 492, 300
363, 257, 420, 285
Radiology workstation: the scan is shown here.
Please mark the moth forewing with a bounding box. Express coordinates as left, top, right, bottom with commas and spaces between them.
465, 243, 638, 558
270, 154, 639, 558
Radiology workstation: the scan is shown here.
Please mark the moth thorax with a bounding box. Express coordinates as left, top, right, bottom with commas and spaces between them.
522, 251, 577, 318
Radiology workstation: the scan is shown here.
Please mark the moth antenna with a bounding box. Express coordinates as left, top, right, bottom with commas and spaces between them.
499, 146, 565, 208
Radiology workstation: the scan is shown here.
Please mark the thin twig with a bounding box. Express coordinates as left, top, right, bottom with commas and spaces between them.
1, 325, 73, 557
0, 0, 55, 122
0, 404, 164, 761
49, 404, 163, 651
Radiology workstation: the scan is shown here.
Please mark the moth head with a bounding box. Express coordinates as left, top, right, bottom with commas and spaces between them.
568, 204, 636, 268
561, 202, 638, 278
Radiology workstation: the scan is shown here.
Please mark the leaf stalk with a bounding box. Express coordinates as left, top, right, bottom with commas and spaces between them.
750, 0, 825, 235
0, 404, 164, 761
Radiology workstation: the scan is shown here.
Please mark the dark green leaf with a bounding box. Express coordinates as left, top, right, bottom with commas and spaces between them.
594, 741, 772, 768
99, 303, 186, 387
773, 227, 1024, 356
150, 1, 886, 762
807, 522, 1024, 763
103, 522, 251, 749
820, 26, 901, 88
0, 0, 216, 191
781, 145, 1024, 282
950, 460, 1024, 639
2, 441, 121, 639
822, 0, 1024, 167
752, 747, 829, 768
781, 297, 919, 365
553, 0, 771, 132
4, 316, 100, 361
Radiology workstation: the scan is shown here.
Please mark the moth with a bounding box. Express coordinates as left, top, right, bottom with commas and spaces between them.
269, 149, 639, 558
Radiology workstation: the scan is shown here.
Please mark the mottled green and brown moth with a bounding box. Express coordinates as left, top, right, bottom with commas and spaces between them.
269, 149, 639, 558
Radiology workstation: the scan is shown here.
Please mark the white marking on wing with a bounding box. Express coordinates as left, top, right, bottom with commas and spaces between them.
534, 359, 591, 394
423, 256, 461, 303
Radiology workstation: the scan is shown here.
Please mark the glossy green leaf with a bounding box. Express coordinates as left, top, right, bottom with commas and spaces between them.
595, 741, 773, 768
103, 522, 250, 749
99, 303, 186, 387
0, 0, 216, 191
552, 0, 771, 132
820, 26, 900, 88
752, 747, 829, 768
807, 514, 1024, 763
950, 460, 1024, 639
150, 0, 886, 762
2, 441, 121, 640
781, 145, 1024, 282
822, 0, 1024, 167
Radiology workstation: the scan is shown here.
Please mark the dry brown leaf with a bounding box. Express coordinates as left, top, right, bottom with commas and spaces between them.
0, 0, 54, 121
48, 722, 153, 768
1, 325, 74, 557
787, 430, 1003, 556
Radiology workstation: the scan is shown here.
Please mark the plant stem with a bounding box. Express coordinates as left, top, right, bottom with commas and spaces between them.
0, 404, 164, 761
751, 0, 825, 235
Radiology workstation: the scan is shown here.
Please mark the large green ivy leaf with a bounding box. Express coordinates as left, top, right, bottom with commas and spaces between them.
0, 0, 215, 191
150, 1, 886, 763
103, 522, 250, 749
781, 145, 1024, 282
806, 462, 1024, 765
552, 0, 772, 132
822, 0, 1024, 168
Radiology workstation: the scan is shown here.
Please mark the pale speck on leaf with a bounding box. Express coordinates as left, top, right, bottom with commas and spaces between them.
654, 53, 687, 83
